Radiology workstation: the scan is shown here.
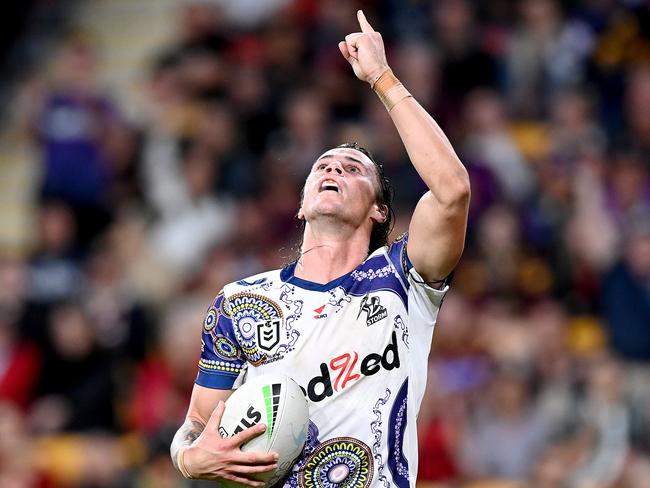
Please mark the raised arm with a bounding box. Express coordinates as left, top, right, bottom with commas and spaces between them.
339, 11, 470, 283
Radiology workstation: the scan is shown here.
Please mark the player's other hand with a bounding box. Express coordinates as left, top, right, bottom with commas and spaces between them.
339, 10, 389, 86
183, 401, 279, 487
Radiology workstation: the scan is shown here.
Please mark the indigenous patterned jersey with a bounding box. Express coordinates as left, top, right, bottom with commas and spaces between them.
196, 234, 448, 488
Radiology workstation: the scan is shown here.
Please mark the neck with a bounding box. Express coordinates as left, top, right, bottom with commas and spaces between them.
294, 221, 372, 284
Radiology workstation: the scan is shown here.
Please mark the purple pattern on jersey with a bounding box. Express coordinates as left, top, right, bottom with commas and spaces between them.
297, 437, 373, 487
345, 256, 408, 308
350, 264, 394, 281
387, 232, 411, 287
393, 315, 409, 348
327, 286, 352, 314
236, 277, 268, 286
371, 388, 392, 487
279, 236, 411, 308
196, 292, 246, 389
388, 379, 410, 488
277, 284, 303, 354
344, 234, 411, 306
227, 292, 284, 364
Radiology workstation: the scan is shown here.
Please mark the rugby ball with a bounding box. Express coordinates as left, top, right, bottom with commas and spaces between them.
218, 374, 309, 487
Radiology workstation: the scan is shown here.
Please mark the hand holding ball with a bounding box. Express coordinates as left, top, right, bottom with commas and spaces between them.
218, 375, 309, 487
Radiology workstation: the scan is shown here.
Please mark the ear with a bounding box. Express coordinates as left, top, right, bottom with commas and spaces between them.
297, 207, 305, 220
370, 204, 387, 224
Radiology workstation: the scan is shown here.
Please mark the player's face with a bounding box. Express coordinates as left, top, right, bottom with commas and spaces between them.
299, 148, 386, 227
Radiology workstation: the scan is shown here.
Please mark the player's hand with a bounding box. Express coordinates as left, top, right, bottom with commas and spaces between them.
339, 10, 389, 85
183, 401, 279, 487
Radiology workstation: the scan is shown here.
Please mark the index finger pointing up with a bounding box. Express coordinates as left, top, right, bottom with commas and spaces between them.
357, 10, 375, 33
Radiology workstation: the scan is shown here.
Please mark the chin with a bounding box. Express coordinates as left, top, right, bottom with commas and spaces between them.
309, 201, 343, 217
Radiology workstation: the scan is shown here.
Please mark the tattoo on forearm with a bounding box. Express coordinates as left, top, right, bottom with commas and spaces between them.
184, 420, 204, 443
170, 419, 206, 469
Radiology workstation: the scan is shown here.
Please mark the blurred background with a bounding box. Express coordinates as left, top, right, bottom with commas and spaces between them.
0, 0, 648, 487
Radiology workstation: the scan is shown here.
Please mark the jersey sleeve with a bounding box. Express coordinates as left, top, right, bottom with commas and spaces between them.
386, 232, 412, 288
195, 291, 246, 390
386, 232, 450, 322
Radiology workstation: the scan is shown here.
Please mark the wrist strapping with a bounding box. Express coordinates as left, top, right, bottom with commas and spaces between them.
372, 69, 412, 112
177, 447, 194, 479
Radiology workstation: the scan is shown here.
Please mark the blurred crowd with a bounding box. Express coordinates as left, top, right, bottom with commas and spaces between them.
0, 0, 649, 487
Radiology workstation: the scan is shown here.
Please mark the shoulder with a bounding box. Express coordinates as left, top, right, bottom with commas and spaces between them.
222, 268, 283, 296
374, 232, 410, 284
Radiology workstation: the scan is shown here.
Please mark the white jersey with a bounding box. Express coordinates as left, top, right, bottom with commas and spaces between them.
196, 234, 448, 487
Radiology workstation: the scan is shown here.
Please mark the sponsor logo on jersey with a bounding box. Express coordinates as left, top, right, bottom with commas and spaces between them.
301, 331, 400, 402
357, 294, 388, 326
257, 319, 281, 351
313, 304, 328, 319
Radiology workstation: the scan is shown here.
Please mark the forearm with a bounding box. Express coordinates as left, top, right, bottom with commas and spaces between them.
375, 72, 469, 206
170, 417, 205, 474
373, 71, 470, 281
170, 399, 278, 485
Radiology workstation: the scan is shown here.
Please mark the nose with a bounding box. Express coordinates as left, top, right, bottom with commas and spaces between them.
325, 160, 343, 175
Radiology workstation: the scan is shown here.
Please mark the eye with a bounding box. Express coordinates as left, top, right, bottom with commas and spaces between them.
316, 163, 327, 171
348, 165, 360, 173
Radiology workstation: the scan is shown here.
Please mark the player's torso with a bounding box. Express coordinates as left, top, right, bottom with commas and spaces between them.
222, 255, 414, 487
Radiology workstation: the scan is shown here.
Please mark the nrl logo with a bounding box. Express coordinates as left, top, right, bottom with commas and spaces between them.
357, 294, 388, 326
257, 319, 281, 351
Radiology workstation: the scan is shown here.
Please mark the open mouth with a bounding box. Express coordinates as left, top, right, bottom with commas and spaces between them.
319, 181, 339, 193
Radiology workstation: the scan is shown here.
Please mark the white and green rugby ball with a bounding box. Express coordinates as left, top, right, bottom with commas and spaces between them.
218, 374, 309, 487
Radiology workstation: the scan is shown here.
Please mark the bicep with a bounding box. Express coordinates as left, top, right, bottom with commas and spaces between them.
186, 384, 234, 424
407, 191, 469, 282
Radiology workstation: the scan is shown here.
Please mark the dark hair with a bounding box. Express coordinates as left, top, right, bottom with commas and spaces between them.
292, 142, 394, 258
336, 143, 394, 253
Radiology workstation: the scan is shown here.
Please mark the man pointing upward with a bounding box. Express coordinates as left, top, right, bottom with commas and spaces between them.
171, 10, 470, 487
